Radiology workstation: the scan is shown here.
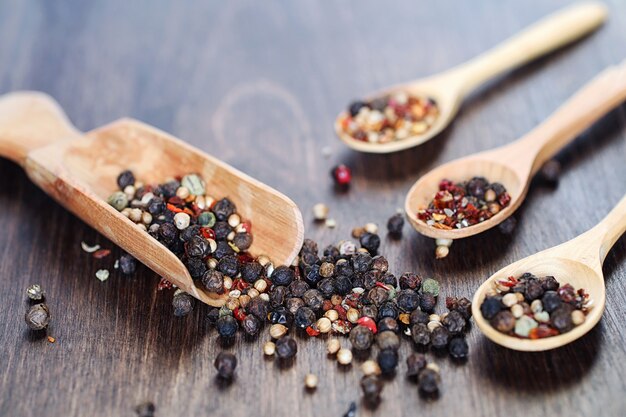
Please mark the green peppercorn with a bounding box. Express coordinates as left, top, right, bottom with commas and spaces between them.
107, 191, 129, 211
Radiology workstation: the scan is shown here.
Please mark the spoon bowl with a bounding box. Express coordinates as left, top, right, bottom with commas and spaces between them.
405, 60, 626, 240
0, 92, 304, 307
336, 2, 607, 154
471, 195, 625, 351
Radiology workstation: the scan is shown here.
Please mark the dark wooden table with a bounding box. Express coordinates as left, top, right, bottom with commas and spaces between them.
1, 1, 625, 416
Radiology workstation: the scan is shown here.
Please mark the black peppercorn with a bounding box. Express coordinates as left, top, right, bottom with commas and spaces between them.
419, 293, 437, 313
134, 401, 155, 417
418, 368, 441, 394
491, 310, 516, 333
525, 279, 545, 301
268, 306, 294, 327
214, 351, 237, 379
361, 305, 378, 319
498, 216, 517, 235
159, 222, 178, 243
202, 270, 225, 294
376, 330, 400, 351
300, 238, 318, 255
300, 251, 319, 268
323, 244, 340, 260
303, 289, 324, 311
207, 308, 220, 325
242, 314, 261, 336
406, 353, 427, 378
117, 169, 135, 189
367, 287, 388, 306
397, 289, 420, 312
217, 255, 239, 277
289, 280, 310, 298
410, 309, 429, 325
233, 233, 253, 251
286, 297, 305, 315
348, 100, 368, 117
541, 290, 562, 313
540, 159, 561, 185
241, 261, 262, 283
360, 375, 383, 404
381, 273, 396, 287
360, 232, 381, 254
377, 301, 398, 321
540, 275, 560, 291
213, 198, 236, 221
213, 221, 232, 240
363, 270, 381, 290
371, 255, 389, 273
305, 264, 322, 287
119, 253, 137, 275
185, 235, 209, 258
442, 310, 466, 334
335, 259, 353, 276
349, 325, 374, 351
246, 297, 269, 320
352, 252, 372, 273
448, 336, 469, 359
172, 293, 194, 317
216, 315, 238, 338
213, 240, 234, 259
411, 323, 430, 346
147, 197, 165, 215
377, 348, 399, 375
447, 296, 472, 319
431, 326, 450, 349
399, 272, 421, 290
294, 306, 316, 329
551, 304, 574, 333
269, 286, 287, 307
387, 213, 404, 237
334, 275, 353, 296
271, 265, 295, 286
377, 317, 399, 333
480, 296, 503, 320
275, 337, 298, 359
467, 176, 488, 199
180, 224, 200, 242
185, 257, 207, 279
25, 303, 50, 330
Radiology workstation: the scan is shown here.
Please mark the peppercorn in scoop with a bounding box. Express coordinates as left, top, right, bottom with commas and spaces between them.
418, 177, 511, 230
480, 272, 591, 339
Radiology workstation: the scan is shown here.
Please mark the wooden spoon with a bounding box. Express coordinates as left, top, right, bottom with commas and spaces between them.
405, 60, 626, 240
471, 195, 626, 351
0, 92, 304, 307
335, 2, 607, 154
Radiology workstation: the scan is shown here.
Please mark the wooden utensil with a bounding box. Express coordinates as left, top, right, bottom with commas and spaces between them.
335, 1, 607, 154
0, 91, 304, 307
405, 60, 626, 240
471, 195, 626, 351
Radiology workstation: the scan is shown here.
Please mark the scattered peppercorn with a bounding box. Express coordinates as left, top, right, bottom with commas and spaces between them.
26, 284, 45, 301
387, 213, 404, 237
216, 315, 238, 338
418, 366, 441, 394
275, 337, 298, 359
214, 351, 237, 379
540, 159, 561, 185
360, 375, 383, 405
448, 337, 469, 359
406, 353, 428, 378
25, 303, 50, 330
338, 92, 440, 143
172, 292, 194, 317
331, 164, 352, 186
134, 401, 155, 417
377, 348, 399, 375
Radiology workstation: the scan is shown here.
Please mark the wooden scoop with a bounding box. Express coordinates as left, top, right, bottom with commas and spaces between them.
405, 60, 626, 240
471, 195, 626, 351
335, 1, 607, 154
0, 92, 304, 307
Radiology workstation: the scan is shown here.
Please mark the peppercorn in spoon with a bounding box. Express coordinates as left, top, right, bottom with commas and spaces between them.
0, 92, 304, 307
335, 2, 607, 153
471, 195, 626, 351
405, 60, 626, 241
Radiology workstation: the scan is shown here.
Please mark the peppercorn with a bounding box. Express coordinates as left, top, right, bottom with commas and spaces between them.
275, 337, 298, 359
334, 275, 353, 296
271, 265, 295, 286
360, 232, 380, 254
213, 240, 234, 259
26, 284, 45, 301
337, 348, 353, 365
331, 164, 352, 186
376, 330, 400, 351
480, 296, 503, 319
418, 367, 441, 394
117, 169, 135, 189
305, 265, 322, 287
411, 323, 430, 347
233, 233, 253, 251
134, 401, 155, 417
348, 100, 368, 117
540, 159, 561, 185
419, 293, 437, 313
431, 326, 450, 349
25, 303, 50, 330
213, 221, 231, 241
295, 306, 316, 329
214, 352, 237, 379
108, 191, 129, 211
399, 272, 421, 290
410, 309, 429, 325
397, 289, 420, 312
352, 252, 373, 273
367, 287, 388, 306
216, 315, 238, 338
387, 213, 404, 237
268, 306, 293, 327
377, 348, 398, 375
447, 296, 472, 319
246, 297, 269, 320
448, 336, 469, 359
286, 297, 305, 315
202, 270, 225, 294
361, 305, 378, 320
421, 278, 440, 297
370, 255, 389, 273
490, 310, 515, 333
211, 198, 234, 221
172, 293, 194, 317
541, 291, 562, 313
525, 280, 545, 301
349, 325, 374, 351
360, 375, 383, 404
442, 310, 466, 334
377, 317, 399, 333
217, 255, 239, 277
551, 304, 575, 333
406, 353, 427, 378
241, 314, 261, 336
498, 216, 517, 235
302, 289, 324, 311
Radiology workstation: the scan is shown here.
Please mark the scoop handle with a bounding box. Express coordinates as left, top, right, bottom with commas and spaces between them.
585, 195, 626, 264
0, 91, 82, 167
447, 2, 607, 97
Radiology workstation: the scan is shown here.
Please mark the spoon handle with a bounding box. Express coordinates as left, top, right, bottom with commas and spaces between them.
0, 92, 82, 167
577, 195, 626, 266
503, 60, 626, 174
447, 2, 607, 97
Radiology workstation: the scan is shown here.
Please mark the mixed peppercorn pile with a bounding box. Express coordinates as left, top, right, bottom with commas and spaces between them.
480, 272, 591, 339
337, 92, 440, 144
418, 177, 511, 230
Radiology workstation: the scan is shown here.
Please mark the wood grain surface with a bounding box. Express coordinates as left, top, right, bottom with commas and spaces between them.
1, 1, 625, 416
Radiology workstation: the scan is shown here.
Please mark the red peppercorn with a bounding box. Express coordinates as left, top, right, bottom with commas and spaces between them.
233, 307, 247, 321
201, 228, 216, 240
241, 221, 252, 233
158, 278, 174, 291
357, 317, 378, 334
306, 326, 320, 337
331, 164, 352, 186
